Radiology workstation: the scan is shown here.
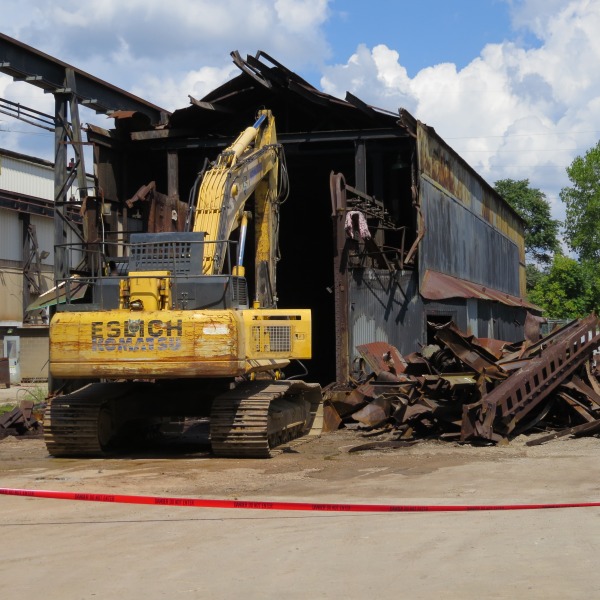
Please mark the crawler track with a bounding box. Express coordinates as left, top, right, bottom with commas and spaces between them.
44, 385, 112, 457
44, 380, 322, 459
43, 382, 147, 457
210, 380, 322, 458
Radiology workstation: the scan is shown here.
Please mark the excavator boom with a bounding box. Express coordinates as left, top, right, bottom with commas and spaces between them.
193, 110, 281, 303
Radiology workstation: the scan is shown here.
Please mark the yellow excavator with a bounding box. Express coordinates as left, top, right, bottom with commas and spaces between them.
44, 110, 322, 458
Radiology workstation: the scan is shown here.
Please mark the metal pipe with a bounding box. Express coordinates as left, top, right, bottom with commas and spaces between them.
233, 211, 251, 276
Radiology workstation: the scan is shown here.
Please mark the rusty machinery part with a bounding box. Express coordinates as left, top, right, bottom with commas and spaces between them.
210, 380, 322, 458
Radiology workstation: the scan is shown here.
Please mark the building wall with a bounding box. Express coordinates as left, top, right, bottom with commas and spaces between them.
417, 123, 526, 297
0, 266, 25, 323
0, 207, 21, 262
19, 331, 49, 380
0, 152, 55, 200
0, 150, 62, 381
0, 207, 54, 323
419, 180, 521, 295
348, 266, 526, 376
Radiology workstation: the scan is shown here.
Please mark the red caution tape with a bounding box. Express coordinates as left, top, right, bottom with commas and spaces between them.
1, 487, 600, 512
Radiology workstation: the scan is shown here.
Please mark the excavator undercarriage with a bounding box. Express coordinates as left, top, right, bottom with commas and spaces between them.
44, 379, 322, 458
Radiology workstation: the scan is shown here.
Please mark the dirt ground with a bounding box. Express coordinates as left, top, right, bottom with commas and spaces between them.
2, 385, 600, 599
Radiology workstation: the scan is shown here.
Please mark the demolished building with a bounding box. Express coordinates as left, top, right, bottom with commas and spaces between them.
0, 38, 536, 393
85, 51, 536, 388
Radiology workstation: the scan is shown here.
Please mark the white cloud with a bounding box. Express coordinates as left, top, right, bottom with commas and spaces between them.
320, 0, 600, 223
140, 65, 240, 111
0, 0, 331, 153
275, 0, 329, 32
2, 0, 599, 228
6, 0, 331, 82
1, 0, 331, 115
321, 44, 415, 111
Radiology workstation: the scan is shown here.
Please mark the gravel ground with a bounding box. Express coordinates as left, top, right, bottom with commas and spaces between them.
2, 418, 600, 599
0, 381, 48, 406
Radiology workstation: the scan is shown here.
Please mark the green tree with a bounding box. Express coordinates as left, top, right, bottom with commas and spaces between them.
528, 256, 600, 318
561, 140, 600, 260
494, 178, 560, 266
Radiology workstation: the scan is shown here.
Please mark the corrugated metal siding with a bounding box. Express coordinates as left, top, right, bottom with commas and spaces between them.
0, 153, 54, 200
0, 152, 96, 284
493, 303, 526, 342
477, 302, 494, 338
417, 124, 526, 295
419, 180, 520, 296
0, 151, 95, 204
477, 301, 525, 342
349, 269, 422, 364
0, 208, 22, 260
347, 268, 525, 373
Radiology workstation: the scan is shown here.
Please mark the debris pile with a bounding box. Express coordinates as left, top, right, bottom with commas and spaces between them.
0, 400, 43, 439
323, 314, 600, 446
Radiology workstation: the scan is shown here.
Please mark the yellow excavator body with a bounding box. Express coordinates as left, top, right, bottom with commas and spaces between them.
45, 109, 322, 459
50, 308, 312, 379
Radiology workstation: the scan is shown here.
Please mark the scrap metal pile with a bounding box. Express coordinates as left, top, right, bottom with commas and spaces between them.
323, 314, 600, 446
0, 400, 42, 439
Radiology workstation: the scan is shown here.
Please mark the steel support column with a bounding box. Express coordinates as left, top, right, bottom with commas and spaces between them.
330, 172, 351, 385
53, 94, 69, 283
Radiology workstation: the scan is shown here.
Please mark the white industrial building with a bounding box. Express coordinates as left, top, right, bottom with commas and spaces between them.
0, 148, 90, 383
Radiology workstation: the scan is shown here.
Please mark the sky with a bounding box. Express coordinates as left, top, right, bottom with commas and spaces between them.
1, 0, 600, 227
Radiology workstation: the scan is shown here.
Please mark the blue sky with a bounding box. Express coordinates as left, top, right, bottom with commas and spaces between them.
323, 1, 519, 76
1, 0, 599, 226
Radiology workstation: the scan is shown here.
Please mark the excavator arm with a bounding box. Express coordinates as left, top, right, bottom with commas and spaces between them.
192, 110, 284, 307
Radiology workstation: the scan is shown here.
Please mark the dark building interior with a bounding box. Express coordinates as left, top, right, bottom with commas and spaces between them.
87, 52, 422, 385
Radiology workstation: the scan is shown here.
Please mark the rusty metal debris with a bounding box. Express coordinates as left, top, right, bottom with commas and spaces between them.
325, 314, 600, 448
0, 400, 42, 438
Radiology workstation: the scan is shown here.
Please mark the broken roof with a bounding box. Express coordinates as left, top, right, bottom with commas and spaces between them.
167, 50, 403, 134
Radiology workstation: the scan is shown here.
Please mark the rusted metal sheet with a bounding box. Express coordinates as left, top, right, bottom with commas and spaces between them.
356, 342, 407, 377
431, 321, 507, 380
421, 269, 537, 310
475, 338, 508, 360
328, 387, 369, 418
418, 173, 526, 300
353, 397, 392, 427
563, 376, 600, 410
125, 181, 186, 233
322, 401, 342, 433
416, 121, 525, 249
524, 311, 547, 342
0, 400, 40, 436
556, 391, 597, 423
526, 418, 600, 446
